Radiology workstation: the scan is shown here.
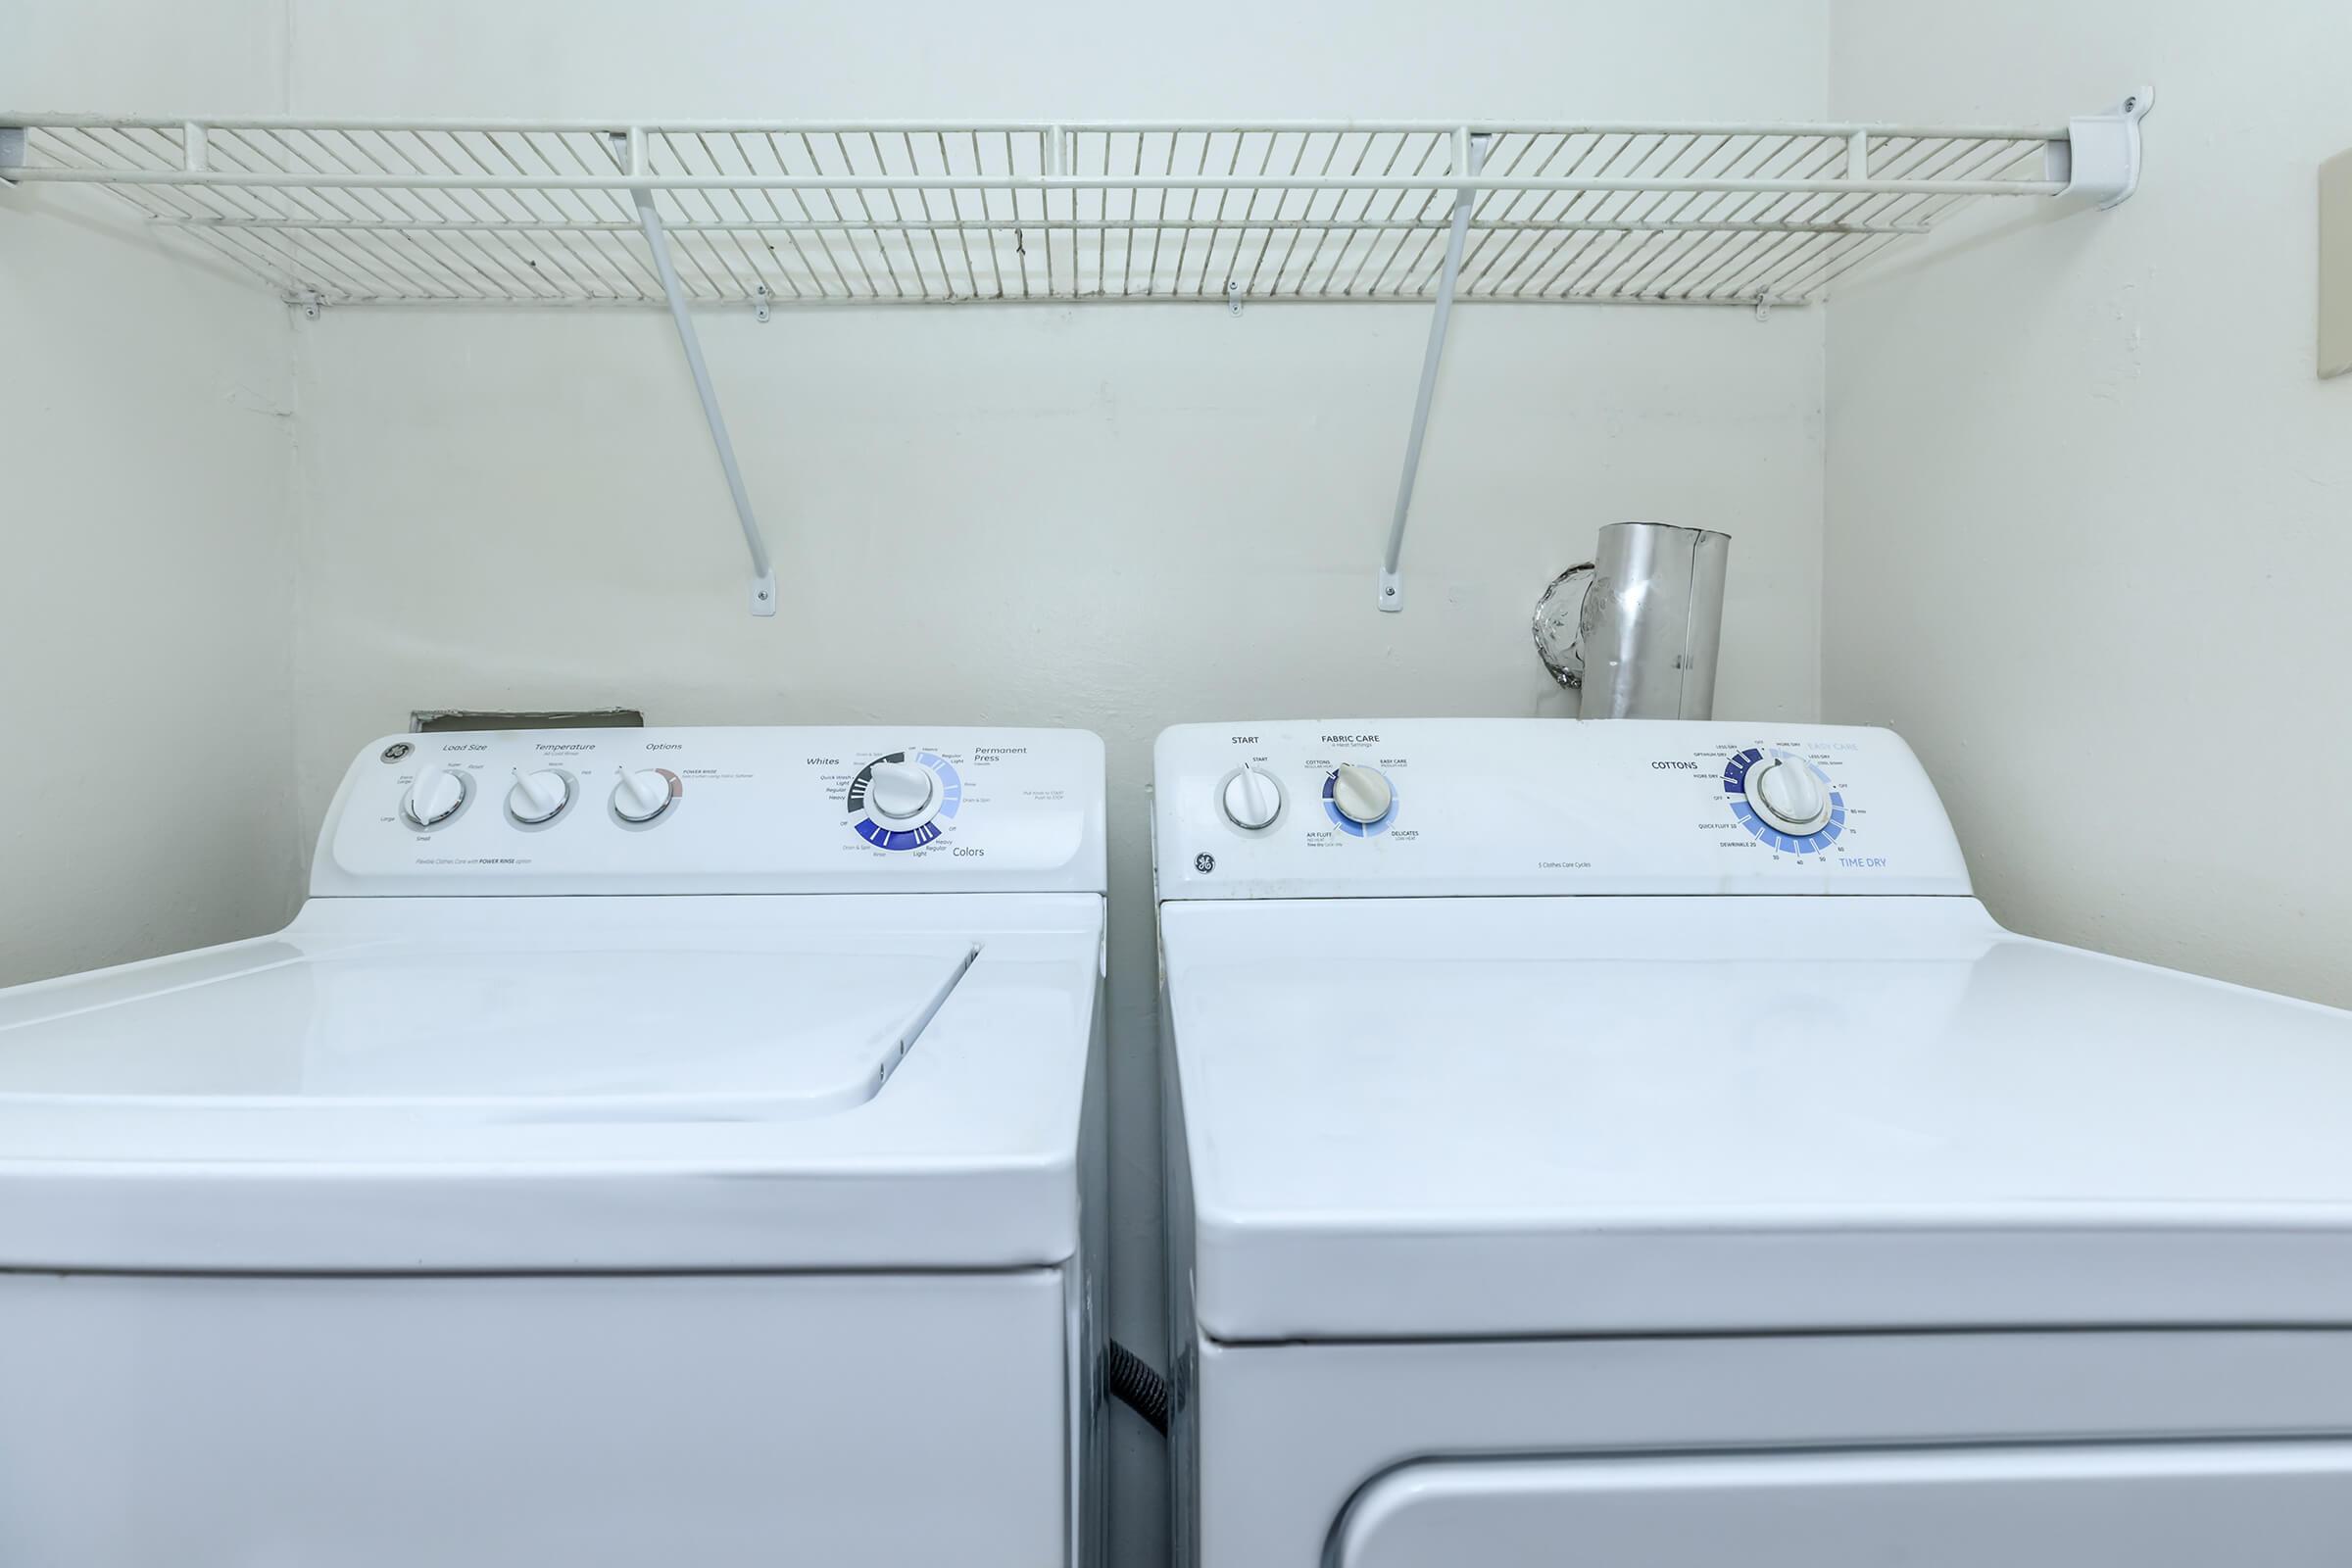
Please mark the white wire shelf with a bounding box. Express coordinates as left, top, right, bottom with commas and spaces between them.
0, 113, 2135, 310
0, 102, 2148, 621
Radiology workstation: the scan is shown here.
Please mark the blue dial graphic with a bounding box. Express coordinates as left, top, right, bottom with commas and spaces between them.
1321, 768, 1398, 837
848, 751, 961, 852
1724, 748, 1845, 856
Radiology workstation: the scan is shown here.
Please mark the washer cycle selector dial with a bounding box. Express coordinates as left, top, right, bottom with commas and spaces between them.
402, 763, 470, 830
848, 751, 963, 851
611, 766, 678, 824
1220, 764, 1283, 831
864, 760, 938, 822
1747, 756, 1831, 835
507, 767, 573, 825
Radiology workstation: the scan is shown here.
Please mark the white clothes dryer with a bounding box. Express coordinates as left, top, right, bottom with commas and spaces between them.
1154, 718, 2352, 1567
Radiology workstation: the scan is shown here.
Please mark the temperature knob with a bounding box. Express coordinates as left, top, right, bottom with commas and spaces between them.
865, 760, 938, 822
1329, 763, 1395, 826
1221, 764, 1283, 831
612, 766, 676, 824
1746, 756, 1831, 835
507, 767, 573, 825
402, 763, 469, 830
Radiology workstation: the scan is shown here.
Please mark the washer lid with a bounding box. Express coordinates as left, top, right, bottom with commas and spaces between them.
0, 939, 973, 1114
1162, 896, 2352, 1343
0, 893, 1102, 1273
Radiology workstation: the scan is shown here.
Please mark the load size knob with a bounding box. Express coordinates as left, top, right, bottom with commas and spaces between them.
401, 763, 470, 830
1329, 763, 1395, 826
1745, 756, 1831, 835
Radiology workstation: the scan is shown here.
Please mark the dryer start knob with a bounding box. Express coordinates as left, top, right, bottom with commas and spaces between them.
1221, 764, 1283, 831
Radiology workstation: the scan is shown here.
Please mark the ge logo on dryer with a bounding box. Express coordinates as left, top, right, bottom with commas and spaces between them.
1195, 853, 1215, 874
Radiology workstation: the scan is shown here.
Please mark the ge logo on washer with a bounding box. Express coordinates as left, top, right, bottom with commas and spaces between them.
1194, 853, 1215, 874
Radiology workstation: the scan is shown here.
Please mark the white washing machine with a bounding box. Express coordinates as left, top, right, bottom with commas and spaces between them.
1153, 717, 2352, 1567
0, 726, 1106, 1568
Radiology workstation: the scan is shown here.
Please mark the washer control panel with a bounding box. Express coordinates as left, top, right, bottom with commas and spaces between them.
1154, 719, 1969, 900
317, 727, 1105, 896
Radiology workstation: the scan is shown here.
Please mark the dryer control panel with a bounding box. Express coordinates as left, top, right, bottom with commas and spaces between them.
1152, 719, 1970, 900
315, 727, 1106, 896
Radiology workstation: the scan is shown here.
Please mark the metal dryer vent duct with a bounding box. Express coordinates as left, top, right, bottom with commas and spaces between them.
1536, 523, 1731, 720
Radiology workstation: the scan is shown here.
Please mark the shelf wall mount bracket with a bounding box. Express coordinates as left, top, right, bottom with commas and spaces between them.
2053, 86, 2154, 209
609, 129, 778, 618
0, 126, 24, 184
1378, 128, 1491, 613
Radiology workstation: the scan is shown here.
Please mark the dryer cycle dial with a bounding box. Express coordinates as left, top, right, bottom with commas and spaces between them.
1725, 748, 1844, 854
1748, 756, 1830, 835
848, 751, 962, 851
1323, 763, 1397, 836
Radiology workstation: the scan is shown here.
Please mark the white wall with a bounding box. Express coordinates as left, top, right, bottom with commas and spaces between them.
0, 3, 299, 987
279, 2, 1830, 1558
1826, 5, 2352, 1005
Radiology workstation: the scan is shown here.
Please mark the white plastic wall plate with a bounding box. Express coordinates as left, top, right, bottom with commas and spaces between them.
2322, 149, 2352, 380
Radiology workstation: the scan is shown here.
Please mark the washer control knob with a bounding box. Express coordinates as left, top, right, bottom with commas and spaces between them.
402, 763, 469, 830
1330, 763, 1395, 826
612, 766, 676, 824
1221, 764, 1283, 831
865, 760, 938, 822
1747, 756, 1831, 835
507, 766, 572, 825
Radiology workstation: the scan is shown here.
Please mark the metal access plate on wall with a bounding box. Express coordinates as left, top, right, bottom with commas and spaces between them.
410, 710, 644, 733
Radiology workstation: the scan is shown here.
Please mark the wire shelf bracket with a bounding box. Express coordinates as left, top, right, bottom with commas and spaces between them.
0, 101, 2152, 617
1379, 130, 1490, 613
607, 130, 776, 616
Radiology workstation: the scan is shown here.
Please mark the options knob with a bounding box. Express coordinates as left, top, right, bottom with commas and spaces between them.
1329, 762, 1395, 826
864, 760, 938, 822
402, 763, 470, 830
507, 766, 573, 825
1746, 756, 1831, 835
1220, 763, 1283, 831
611, 766, 677, 824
